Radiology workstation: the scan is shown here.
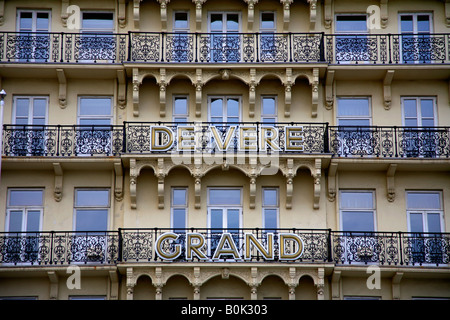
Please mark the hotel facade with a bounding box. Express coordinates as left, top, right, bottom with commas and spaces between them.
0, 0, 449, 300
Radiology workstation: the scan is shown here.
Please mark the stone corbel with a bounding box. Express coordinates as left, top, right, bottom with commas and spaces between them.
325, 69, 335, 110
311, 68, 319, 118
158, 0, 170, 32
47, 271, 59, 300
109, 270, 120, 300
194, 69, 203, 117
383, 70, 395, 110
312, 158, 321, 209
446, 0, 450, 27
192, 157, 204, 209
56, 69, 67, 108
130, 159, 138, 209
288, 267, 297, 300
280, 0, 293, 32
114, 162, 124, 201
248, 157, 260, 209
245, 0, 259, 32
380, 0, 388, 29
284, 68, 293, 117
248, 69, 258, 118
316, 267, 325, 300
132, 68, 141, 117
285, 159, 295, 209
53, 163, 63, 202
192, 0, 206, 32
126, 267, 135, 300
133, 0, 141, 29
118, 0, 127, 28
386, 163, 397, 202
324, 0, 332, 29
159, 69, 168, 117
60, 0, 69, 27
327, 162, 338, 202
308, 0, 317, 31
117, 69, 127, 109
331, 270, 341, 300
392, 272, 403, 300
156, 158, 167, 209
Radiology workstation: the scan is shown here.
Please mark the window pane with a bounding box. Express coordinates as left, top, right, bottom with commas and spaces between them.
173, 209, 186, 229
79, 118, 111, 126
420, 99, 434, 118
209, 189, 241, 205
403, 99, 417, 118
33, 99, 47, 117
261, 12, 275, 29
210, 98, 223, 117
263, 189, 277, 206
342, 211, 374, 232
174, 117, 188, 123
341, 192, 373, 209
16, 99, 29, 117
173, 189, 187, 206
76, 190, 109, 207
264, 209, 277, 230
404, 118, 418, 127
76, 210, 108, 231
174, 97, 188, 115
427, 213, 441, 233
262, 97, 276, 115
174, 12, 188, 29
210, 14, 223, 31
19, 12, 33, 30
211, 209, 223, 229
26, 210, 41, 232
227, 14, 239, 31
337, 98, 370, 116
407, 192, 441, 209
227, 98, 239, 117
82, 12, 114, 29
338, 119, 371, 126
227, 209, 240, 229
9, 190, 43, 206
8, 211, 23, 232
417, 15, 430, 32
36, 12, 49, 31
336, 15, 367, 32
410, 213, 423, 233
421, 119, 435, 127
400, 16, 413, 33
79, 98, 111, 116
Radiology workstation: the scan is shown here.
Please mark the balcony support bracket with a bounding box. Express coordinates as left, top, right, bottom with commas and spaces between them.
48, 271, 59, 300
307, 0, 317, 31
56, 69, 67, 109
118, 0, 127, 28
157, 0, 170, 32
192, 0, 206, 32
117, 69, 127, 109
281, 0, 293, 32
244, 0, 259, 32
53, 163, 63, 202
325, 70, 335, 110
311, 68, 319, 118
133, 0, 141, 29
386, 163, 397, 202
327, 162, 338, 202
132, 68, 141, 117
383, 70, 395, 110
114, 162, 124, 202
392, 272, 403, 300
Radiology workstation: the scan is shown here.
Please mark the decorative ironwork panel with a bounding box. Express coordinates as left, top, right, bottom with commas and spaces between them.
165, 34, 194, 62
130, 33, 161, 62
292, 34, 322, 62
74, 34, 117, 62
259, 33, 288, 62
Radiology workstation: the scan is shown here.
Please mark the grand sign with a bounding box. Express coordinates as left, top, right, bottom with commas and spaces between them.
155, 232, 304, 262
150, 125, 304, 152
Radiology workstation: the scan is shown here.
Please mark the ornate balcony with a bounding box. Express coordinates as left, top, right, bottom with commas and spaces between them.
1, 31, 450, 64
0, 229, 449, 266
2, 123, 449, 158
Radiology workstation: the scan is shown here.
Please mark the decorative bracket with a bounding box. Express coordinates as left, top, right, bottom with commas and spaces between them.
307, 0, 317, 31
159, 68, 168, 117
380, 0, 389, 28
248, 68, 258, 118
285, 159, 295, 209
53, 163, 63, 202
118, 0, 127, 28
284, 68, 293, 117
327, 162, 338, 202
247, 157, 260, 209
193, 69, 203, 117
132, 68, 141, 117
324, 0, 332, 29
114, 162, 124, 201
331, 270, 341, 300
192, 0, 206, 32
280, 0, 293, 32
47, 271, 59, 300
383, 70, 395, 110
60, 0, 69, 27
56, 69, 67, 108
133, 0, 142, 29
311, 68, 319, 118
109, 270, 120, 300
156, 158, 167, 209
244, 0, 259, 32
312, 158, 321, 209
386, 163, 397, 202
158, 0, 170, 32
117, 69, 127, 109
325, 69, 335, 110
392, 272, 403, 300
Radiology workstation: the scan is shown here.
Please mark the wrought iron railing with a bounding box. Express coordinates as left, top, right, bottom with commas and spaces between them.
0, 229, 448, 266
2, 123, 449, 159
1, 31, 450, 64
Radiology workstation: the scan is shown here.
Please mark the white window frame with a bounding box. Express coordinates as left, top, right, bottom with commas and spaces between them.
16, 9, 51, 32
401, 97, 437, 127
208, 12, 242, 33
339, 190, 376, 232
6, 188, 44, 233
12, 96, 49, 126
171, 187, 188, 230
398, 13, 433, 64
208, 95, 242, 123
260, 11, 276, 33
262, 187, 279, 231
173, 95, 189, 123
406, 191, 444, 233
173, 11, 190, 32
261, 95, 278, 123
77, 96, 113, 125
334, 14, 369, 64
73, 188, 110, 232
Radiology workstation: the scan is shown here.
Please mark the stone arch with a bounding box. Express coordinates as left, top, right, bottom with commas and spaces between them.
200, 275, 250, 300
296, 274, 317, 300
258, 274, 289, 300
163, 274, 193, 300
133, 274, 155, 300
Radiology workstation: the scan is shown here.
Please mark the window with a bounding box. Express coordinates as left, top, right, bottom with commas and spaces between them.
262, 188, 278, 233
261, 96, 277, 123
335, 15, 369, 63
170, 11, 191, 62
406, 191, 444, 264
337, 97, 371, 126
260, 12, 276, 32
401, 97, 437, 158
208, 188, 242, 258
173, 96, 189, 122
259, 12, 278, 61
209, 96, 241, 123
208, 12, 241, 62
172, 188, 187, 230
16, 10, 50, 62
11, 96, 49, 156
173, 12, 189, 32
78, 97, 113, 126
80, 12, 115, 62
340, 191, 375, 232
6, 189, 43, 233
399, 13, 433, 63
74, 189, 110, 232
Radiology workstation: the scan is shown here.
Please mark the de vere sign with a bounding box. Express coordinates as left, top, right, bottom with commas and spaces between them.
155, 232, 305, 261
150, 124, 305, 152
